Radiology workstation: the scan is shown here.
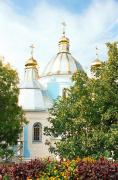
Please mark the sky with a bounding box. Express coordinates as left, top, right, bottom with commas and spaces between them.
0, 0, 118, 79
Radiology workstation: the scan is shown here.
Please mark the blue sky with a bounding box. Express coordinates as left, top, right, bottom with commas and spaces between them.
12, 0, 92, 14
0, 0, 118, 78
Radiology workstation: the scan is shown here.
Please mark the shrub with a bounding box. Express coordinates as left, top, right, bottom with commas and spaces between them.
0, 157, 117, 179
0, 159, 46, 179
41, 157, 118, 179
75, 157, 118, 180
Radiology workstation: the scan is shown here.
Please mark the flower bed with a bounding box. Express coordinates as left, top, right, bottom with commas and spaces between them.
0, 157, 117, 179
0, 159, 46, 179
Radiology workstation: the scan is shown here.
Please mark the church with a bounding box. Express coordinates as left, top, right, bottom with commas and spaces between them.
18, 25, 100, 160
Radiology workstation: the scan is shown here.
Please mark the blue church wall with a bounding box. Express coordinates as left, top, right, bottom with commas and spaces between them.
23, 125, 30, 158
47, 81, 60, 100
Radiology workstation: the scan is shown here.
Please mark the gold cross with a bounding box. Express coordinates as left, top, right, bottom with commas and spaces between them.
30, 44, 35, 57
62, 22, 66, 36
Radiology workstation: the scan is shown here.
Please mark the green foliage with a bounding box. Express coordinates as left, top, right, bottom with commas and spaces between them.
0, 60, 26, 160
44, 42, 118, 159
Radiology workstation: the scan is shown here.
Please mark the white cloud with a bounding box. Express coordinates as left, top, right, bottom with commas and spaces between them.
0, 0, 118, 79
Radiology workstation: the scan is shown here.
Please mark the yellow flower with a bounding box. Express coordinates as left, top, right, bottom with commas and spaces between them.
82, 157, 95, 163
75, 157, 81, 163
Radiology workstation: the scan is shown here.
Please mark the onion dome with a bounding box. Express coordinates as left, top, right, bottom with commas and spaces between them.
24, 45, 39, 81
91, 59, 102, 67
25, 45, 38, 68
91, 47, 102, 68
42, 23, 83, 76
25, 57, 38, 68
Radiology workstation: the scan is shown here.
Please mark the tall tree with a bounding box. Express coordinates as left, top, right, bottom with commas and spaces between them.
44, 42, 118, 159
0, 60, 26, 160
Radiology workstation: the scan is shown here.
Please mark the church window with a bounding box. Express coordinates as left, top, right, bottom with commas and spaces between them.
33, 122, 42, 142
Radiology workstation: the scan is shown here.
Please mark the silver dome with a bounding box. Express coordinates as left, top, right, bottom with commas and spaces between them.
43, 52, 83, 76
42, 34, 83, 77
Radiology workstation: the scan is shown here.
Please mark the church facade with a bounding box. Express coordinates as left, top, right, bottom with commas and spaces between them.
19, 29, 83, 160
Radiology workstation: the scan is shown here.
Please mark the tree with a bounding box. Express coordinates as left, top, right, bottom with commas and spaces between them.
44, 42, 118, 159
0, 60, 26, 160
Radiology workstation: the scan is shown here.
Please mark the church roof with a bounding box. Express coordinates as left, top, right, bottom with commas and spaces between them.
20, 80, 42, 89
42, 52, 83, 76
19, 80, 53, 111
42, 23, 83, 77
19, 45, 53, 111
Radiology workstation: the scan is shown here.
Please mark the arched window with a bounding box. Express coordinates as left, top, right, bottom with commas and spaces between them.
33, 122, 42, 142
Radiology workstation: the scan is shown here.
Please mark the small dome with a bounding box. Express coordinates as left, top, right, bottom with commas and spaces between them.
91, 47, 102, 68
59, 36, 69, 44
91, 59, 102, 67
25, 57, 38, 68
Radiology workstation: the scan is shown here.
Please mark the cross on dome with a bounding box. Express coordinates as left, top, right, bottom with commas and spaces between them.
30, 44, 35, 58
96, 46, 99, 59
25, 44, 38, 68
62, 22, 66, 36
